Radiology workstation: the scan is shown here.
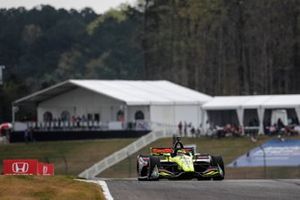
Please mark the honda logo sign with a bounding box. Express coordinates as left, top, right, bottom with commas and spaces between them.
12, 162, 29, 173
3, 159, 38, 175
3, 159, 54, 176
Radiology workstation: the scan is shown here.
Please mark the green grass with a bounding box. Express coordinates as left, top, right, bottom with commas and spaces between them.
100, 135, 300, 179
0, 138, 135, 175
1, 136, 299, 179
0, 175, 104, 200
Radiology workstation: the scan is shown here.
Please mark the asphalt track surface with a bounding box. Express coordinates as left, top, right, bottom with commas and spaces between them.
105, 179, 300, 200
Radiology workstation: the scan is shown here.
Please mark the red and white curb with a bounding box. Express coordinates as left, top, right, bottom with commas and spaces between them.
76, 179, 113, 200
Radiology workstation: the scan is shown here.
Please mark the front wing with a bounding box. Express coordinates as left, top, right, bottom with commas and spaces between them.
158, 161, 223, 179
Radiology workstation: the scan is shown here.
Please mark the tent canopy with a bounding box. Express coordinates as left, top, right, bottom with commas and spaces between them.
203, 95, 300, 134
14, 80, 212, 106
202, 95, 300, 110
202, 96, 251, 110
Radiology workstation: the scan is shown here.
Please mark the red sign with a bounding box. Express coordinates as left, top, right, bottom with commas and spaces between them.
3, 159, 38, 175
37, 162, 54, 176
3, 159, 54, 176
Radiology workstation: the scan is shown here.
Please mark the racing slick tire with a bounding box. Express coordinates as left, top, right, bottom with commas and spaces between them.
211, 156, 225, 180
137, 155, 160, 181
147, 156, 160, 181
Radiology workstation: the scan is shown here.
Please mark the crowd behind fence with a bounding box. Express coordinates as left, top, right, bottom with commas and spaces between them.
27, 120, 108, 131
23, 120, 152, 132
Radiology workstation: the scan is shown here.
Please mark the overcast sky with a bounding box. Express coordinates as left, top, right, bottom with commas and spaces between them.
0, 0, 136, 14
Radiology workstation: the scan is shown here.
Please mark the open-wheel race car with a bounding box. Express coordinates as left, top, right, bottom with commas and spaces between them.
137, 137, 225, 181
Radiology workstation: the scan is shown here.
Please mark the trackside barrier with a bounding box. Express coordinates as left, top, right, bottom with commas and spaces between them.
78, 127, 175, 179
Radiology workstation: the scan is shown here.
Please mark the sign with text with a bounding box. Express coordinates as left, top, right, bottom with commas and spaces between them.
37, 162, 54, 176
3, 159, 54, 175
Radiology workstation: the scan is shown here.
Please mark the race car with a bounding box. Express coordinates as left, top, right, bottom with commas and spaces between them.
137, 137, 225, 181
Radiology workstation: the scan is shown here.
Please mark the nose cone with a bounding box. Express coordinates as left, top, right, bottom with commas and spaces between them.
181, 155, 195, 172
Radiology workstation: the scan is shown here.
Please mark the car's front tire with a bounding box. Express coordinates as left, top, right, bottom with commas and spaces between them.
137, 155, 160, 181
211, 156, 225, 180
147, 156, 160, 181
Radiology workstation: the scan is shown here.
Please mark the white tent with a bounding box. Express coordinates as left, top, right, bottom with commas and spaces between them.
14, 80, 212, 131
70, 80, 211, 105
202, 95, 300, 134
202, 96, 250, 130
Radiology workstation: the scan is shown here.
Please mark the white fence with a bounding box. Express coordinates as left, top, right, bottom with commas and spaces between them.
17, 120, 153, 132
78, 126, 176, 179
19, 120, 178, 133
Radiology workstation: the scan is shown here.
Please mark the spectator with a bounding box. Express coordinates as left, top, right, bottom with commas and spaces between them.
76, 116, 81, 127
232, 124, 242, 137
190, 126, 195, 137
28, 128, 34, 142
223, 124, 232, 136
178, 121, 183, 136
24, 128, 34, 143
294, 125, 300, 135
24, 128, 29, 143
277, 118, 285, 132
269, 124, 277, 135
184, 121, 188, 137
217, 128, 225, 138
196, 127, 201, 138
82, 115, 87, 122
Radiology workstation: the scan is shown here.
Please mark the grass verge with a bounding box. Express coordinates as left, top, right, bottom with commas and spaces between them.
0, 175, 104, 200
0, 138, 135, 175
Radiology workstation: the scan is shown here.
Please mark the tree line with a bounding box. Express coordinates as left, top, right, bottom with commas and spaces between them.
143, 0, 299, 95
0, 0, 299, 122
0, 5, 144, 121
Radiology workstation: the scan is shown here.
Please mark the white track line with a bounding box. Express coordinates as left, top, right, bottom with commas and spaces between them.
97, 180, 114, 200
75, 179, 114, 200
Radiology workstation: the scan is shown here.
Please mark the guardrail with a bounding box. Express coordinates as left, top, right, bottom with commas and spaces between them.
78, 126, 175, 179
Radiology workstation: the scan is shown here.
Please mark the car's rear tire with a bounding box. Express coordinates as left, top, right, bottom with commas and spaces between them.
211, 156, 225, 180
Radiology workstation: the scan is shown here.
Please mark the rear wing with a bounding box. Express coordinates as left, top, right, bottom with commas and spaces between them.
150, 147, 194, 156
